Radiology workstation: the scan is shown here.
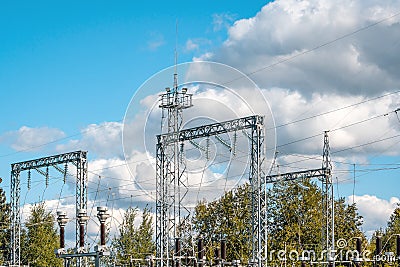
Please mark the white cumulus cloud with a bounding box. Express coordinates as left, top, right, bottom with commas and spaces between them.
349, 194, 400, 237
1, 126, 65, 152
211, 0, 400, 96
56, 121, 123, 158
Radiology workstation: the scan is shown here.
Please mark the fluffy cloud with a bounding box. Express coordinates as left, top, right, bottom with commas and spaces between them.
146, 31, 165, 51
1, 126, 65, 152
211, 0, 400, 96
87, 154, 155, 209
212, 12, 236, 32
14, 0, 400, 243
349, 195, 400, 237
56, 122, 123, 158
264, 88, 400, 157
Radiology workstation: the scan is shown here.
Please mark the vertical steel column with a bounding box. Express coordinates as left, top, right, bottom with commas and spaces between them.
76, 153, 88, 251
321, 131, 334, 266
10, 168, 21, 266
156, 78, 192, 267
250, 116, 265, 267
156, 139, 166, 267
178, 142, 193, 260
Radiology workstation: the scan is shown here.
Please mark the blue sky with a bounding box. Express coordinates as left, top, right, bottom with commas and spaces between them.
0, 1, 265, 131
0, 1, 266, 172
1, 0, 400, 240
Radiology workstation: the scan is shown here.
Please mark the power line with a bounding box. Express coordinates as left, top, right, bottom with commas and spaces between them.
1, 11, 399, 161
229, 10, 400, 83
270, 91, 398, 131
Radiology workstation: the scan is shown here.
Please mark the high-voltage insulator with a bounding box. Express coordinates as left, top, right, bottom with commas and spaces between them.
221, 239, 226, 261
232, 131, 237, 156
375, 235, 382, 257
63, 162, 68, 184
353, 237, 362, 267
356, 237, 362, 254
27, 170, 31, 190
206, 137, 210, 161
179, 143, 185, 164
56, 211, 69, 249
97, 206, 110, 247
45, 166, 49, 187
214, 247, 220, 264
56, 206, 111, 267
77, 209, 89, 249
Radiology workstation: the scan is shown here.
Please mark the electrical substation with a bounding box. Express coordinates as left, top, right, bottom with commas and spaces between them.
7, 72, 400, 267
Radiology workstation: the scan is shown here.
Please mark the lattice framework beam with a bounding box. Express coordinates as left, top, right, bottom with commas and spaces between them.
10, 150, 88, 266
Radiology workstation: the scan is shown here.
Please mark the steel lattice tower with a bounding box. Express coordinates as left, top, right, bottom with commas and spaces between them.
321, 131, 334, 265
250, 118, 266, 267
264, 132, 334, 266
156, 72, 193, 267
10, 151, 88, 266
156, 113, 266, 267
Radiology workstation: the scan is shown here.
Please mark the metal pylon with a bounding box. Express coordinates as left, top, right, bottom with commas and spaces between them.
156, 114, 266, 267
156, 74, 193, 267
321, 131, 334, 265
250, 118, 266, 267
264, 132, 334, 266
10, 151, 88, 266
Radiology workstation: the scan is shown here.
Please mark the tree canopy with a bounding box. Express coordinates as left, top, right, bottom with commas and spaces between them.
379, 204, 400, 254
192, 179, 365, 264
112, 206, 155, 265
0, 188, 10, 265
22, 202, 62, 267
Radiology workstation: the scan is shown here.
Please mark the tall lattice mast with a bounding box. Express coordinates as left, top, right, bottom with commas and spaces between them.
156, 65, 193, 267
265, 132, 334, 267
321, 131, 334, 265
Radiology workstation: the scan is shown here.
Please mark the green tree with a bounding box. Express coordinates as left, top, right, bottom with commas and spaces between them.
267, 179, 323, 255
334, 199, 365, 250
23, 202, 62, 267
192, 183, 252, 263
381, 204, 400, 253
0, 188, 10, 264
112, 206, 155, 265
192, 180, 365, 265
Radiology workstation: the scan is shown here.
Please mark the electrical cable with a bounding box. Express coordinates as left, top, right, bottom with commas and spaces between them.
1, 11, 400, 163
225, 10, 400, 85
19, 124, 400, 219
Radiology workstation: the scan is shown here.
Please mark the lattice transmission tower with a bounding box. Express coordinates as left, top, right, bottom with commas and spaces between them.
156, 71, 193, 267
155, 67, 267, 267
321, 131, 334, 264
265, 131, 334, 266
10, 151, 88, 266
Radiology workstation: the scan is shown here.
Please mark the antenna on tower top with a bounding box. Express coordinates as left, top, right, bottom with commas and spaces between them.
173, 19, 178, 93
